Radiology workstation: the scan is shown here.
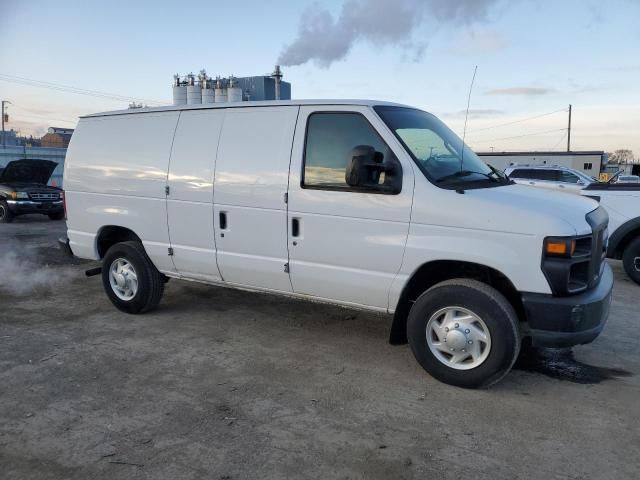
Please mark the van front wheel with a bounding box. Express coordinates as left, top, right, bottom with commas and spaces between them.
407, 279, 520, 389
101, 241, 165, 314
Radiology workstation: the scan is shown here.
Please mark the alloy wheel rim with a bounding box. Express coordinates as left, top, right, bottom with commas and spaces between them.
109, 258, 138, 301
634, 256, 640, 272
426, 306, 492, 370
0, 204, 5, 218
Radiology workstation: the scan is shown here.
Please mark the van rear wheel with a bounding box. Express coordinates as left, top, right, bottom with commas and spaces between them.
622, 237, 640, 285
101, 241, 165, 314
407, 279, 520, 389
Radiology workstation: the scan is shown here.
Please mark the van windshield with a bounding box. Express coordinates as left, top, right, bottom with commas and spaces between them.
374, 106, 509, 189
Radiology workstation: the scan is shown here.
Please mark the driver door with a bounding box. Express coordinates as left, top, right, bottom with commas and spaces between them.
286, 105, 415, 310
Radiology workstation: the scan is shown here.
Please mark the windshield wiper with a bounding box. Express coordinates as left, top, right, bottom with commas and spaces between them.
436, 170, 500, 183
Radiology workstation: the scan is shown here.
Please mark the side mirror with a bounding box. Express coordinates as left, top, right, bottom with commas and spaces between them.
577, 180, 586, 186
345, 145, 402, 194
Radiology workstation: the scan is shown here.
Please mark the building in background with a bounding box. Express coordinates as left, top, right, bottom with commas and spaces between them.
41, 127, 74, 148
602, 162, 640, 178
172, 66, 292, 105
234, 75, 291, 102
0, 129, 18, 146
477, 151, 608, 176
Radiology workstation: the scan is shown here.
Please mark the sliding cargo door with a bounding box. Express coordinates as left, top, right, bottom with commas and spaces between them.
166, 109, 224, 281
213, 106, 298, 292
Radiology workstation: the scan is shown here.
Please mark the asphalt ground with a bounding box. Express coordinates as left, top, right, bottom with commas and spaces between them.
1, 215, 639, 479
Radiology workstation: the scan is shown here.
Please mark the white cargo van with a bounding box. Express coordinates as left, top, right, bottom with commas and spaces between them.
63, 100, 613, 388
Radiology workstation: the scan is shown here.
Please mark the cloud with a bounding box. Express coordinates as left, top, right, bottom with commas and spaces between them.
463, 108, 504, 117
606, 64, 640, 73
441, 109, 504, 119
2, 119, 50, 137
447, 30, 508, 55
278, 0, 500, 68
568, 82, 608, 94
485, 87, 555, 96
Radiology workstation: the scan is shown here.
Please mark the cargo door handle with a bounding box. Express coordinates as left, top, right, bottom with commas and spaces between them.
219, 212, 227, 230
291, 218, 300, 237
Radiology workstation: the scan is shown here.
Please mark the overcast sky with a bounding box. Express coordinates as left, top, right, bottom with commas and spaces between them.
1, 0, 638, 154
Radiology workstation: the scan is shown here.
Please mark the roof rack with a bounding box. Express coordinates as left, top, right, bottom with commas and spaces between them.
507, 163, 570, 169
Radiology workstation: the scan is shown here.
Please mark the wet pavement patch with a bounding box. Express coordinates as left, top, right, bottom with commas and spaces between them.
514, 347, 632, 384
12, 233, 48, 240
34, 245, 91, 266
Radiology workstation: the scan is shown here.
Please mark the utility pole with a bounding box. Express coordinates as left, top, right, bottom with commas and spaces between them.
1, 100, 11, 147
567, 104, 572, 152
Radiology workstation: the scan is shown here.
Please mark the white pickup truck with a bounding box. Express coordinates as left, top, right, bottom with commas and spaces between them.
581, 182, 640, 284
505, 165, 640, 285
61, 100, 613, 388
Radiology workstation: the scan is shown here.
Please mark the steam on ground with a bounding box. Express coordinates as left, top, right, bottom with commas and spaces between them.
0, 242, 77, 296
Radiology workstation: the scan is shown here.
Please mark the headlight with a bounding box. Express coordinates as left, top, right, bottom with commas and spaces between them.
542, 235, 593, 295
544, 237, 576, 258
16, 192, 29, 199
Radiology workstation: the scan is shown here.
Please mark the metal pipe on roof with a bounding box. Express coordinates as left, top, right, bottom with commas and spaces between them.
272, 65, 283, 101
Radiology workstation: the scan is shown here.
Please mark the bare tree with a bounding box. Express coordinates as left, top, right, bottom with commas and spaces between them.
608, 149, 635, 164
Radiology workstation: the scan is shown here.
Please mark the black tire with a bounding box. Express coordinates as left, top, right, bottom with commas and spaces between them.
0, 200, 14, 223
101, 241, 165, 314
407, 279, 520, 389
48, 212, 65, 221
622, 237, 640, 285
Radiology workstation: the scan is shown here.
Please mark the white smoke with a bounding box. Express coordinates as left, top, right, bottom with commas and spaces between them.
278, 0, 500, 68
0, 242, 77, 296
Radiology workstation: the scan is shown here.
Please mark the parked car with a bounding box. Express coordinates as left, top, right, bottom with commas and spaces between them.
62, 100, 612, 388
504, 164, 597, 193
505, 165, 640, 285
581, 181, 640, 285
613, 175, 640, 184
0, 159, 65, 223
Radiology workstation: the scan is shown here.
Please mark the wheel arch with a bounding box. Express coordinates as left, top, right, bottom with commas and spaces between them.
608, 217, 640, 259
389, 260, 524, 345
96, 225, 142, 259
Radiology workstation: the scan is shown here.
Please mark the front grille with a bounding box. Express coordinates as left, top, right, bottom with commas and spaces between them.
585, 207, 609, 288
542, 207, 609, 296
29, 192, 59, 201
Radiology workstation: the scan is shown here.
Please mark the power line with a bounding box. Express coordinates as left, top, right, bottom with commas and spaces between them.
549, 130, 568, 151
470, 127, 568, 144
9, 105, 77, 125
11, 113, 77, 126
0, 74, 164, 104
466, 108, 568, 134
0, 73, 165, 105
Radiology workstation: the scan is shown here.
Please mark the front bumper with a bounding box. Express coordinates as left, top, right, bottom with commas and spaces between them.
522, 263, 613, 348
6, 199, 63, 215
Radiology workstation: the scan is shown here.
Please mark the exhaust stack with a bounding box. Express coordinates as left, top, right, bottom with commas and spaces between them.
272, 65, 283, 100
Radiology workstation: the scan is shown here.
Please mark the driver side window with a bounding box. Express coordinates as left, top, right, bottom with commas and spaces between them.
559, 171, 579, 184
303, 112, 397, 192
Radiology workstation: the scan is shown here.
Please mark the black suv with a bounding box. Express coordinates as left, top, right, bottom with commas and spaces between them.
0, 159, 64, 223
